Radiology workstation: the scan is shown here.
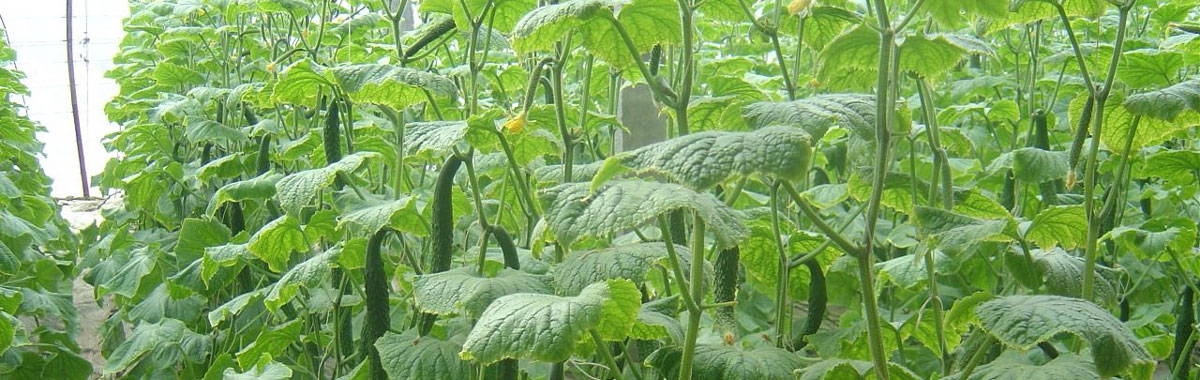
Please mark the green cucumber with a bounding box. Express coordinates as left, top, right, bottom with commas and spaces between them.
419, 155, 464, 335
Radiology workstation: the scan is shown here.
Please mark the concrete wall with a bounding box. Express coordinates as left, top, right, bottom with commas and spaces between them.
1, 0, 128, 197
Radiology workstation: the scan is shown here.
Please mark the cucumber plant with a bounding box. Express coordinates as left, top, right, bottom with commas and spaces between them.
36, 0, 1200, 379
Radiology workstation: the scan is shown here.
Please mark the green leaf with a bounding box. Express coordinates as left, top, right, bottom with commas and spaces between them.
510, 0, 616, 55
1117, 49, 1185, 89
1071, 91, 1200, 154
275, 151, 379, 215
207, 173, 283, 214
1029, 249, 1120, 302
459, 278, 641, 364
816, 27, 989, 90
127, 284, 206, 323
264, 245, 340, 312
947, 351, 1098, 380
923, 0, 1007, 28
511, 0, 678, 69
103, 319, 210, 375
801, 183, 850, 209
328, 64, 456, 110
647, 344, 803, 380
404, 120, 471, 158
236, 320, 302, 368
976, 295, 1153, 377
797, 358, 921, 380
153, 62, 204, 87
271, 60, 334, 107
247, 215, 308, 273
743, 94, 876, 140
336, 195, 424, 236
1009, 147, 1069, 184
98, 246, 158, 298
914, 207, 1014, 254
413, 267, 553, 316
209, 288, 264, 327
175, 218, 231, 265
375, 331, 472, 380
201, 243, 250, 287
1026, 205, 1087, 250
540, 180, 748, 248
603, 126, 812, 189
186, 120, 247, 145
553, 242, 700, 295
1122, 79, 1200, 121
1141, 149, 1200, 185
0, 311, 15, 353
1105, 218, 1196, 259
223, 361, 293, 380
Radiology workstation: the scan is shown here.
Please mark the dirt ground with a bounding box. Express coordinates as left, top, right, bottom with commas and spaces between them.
59, 198, 112, 379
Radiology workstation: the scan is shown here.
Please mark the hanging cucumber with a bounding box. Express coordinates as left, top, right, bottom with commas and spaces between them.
418, 155, 464, 335
794, 260, 826, 348
1032, 110, 1058, 205
492, 226, 521, 270
713, 246, 739, 334
324, 100, 343, 165
363, 229, 392, 380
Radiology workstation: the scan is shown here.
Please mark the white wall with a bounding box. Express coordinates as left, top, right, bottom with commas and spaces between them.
1, 0, 128, 197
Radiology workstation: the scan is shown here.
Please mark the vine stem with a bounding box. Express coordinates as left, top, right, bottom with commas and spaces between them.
1082, 4, 1132, 301
678, 217, 706, 380
770, 183, 791, 347
860, 0, 896, 377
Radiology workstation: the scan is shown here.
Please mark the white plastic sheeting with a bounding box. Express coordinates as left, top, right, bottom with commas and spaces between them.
1, 0, 128, 197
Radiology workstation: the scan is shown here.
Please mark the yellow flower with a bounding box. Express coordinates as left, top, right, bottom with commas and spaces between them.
503, 112, 528, 134
787, 0, 813, 16
266, 62, 277, 73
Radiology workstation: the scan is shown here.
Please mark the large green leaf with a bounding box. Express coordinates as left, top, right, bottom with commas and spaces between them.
247, 215, 308, 273
987, 147, 1069, 184
1025, 205, 1087, 250
459, 278, 641, 364
1122, 79, 1200, 121
646, 344, 803, 380
914, 207, 1014, 254
207, 172, 282, 214
236, 320, 302, 367
375, 331, 472, 380
975, 295, 1153, 377
103, 319, 210, 375
511, 0, 679, 69
1071, 91, 1200, 154
275, 151, 379, 215
413, 267, 553, 316
1141, 149, 1200, 185
743, 94, 876, 140
948, 351, 1098, 380
816, 27, 991, 90
264, 245, 340, 312
796, 358, 921, 380
553, 242, 701, 295
336, 195, 424, 236
1027, 249, 1120, 302
327, 64, 456, 110
223, 361, 293, 380
174, 218, 231, 265
601, 126, 812, 189
540, 180, 749, 248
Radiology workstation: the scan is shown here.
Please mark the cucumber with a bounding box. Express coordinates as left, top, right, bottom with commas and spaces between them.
363, 230, 391, 380
419, 155, 464, 335
713, 246, 739, 333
